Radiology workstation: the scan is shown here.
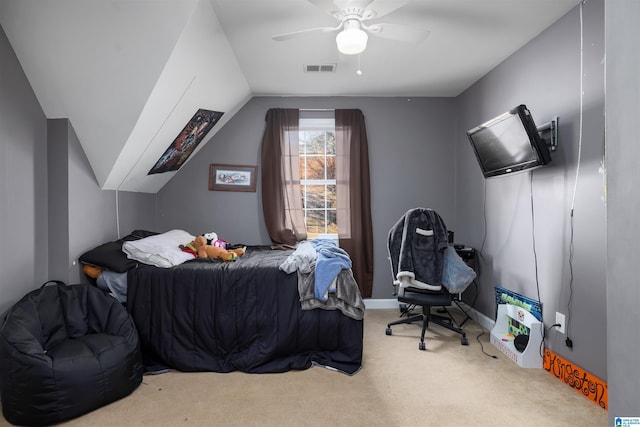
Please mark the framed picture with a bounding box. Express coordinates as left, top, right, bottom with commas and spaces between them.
209, 164, 257, 192
148, 109, 224, 175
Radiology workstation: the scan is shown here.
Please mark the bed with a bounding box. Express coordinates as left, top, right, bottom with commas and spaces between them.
81, 232, 364, 375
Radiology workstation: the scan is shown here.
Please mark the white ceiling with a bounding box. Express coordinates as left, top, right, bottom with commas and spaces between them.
213, 0, 581, 97
0, 0, 580, 193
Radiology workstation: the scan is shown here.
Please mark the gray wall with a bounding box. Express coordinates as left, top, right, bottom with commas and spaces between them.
158, 96, 457, 299
66, 118, 117, 284
47, 120, 70, 283
0, 25, 48, 315
48, 118, 158, 284
606, 0, 640, 422
115, 191, 159, 239
455, 0, 606, 380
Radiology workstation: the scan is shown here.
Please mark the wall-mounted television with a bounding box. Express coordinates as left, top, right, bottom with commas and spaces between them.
466, 105, 552, 178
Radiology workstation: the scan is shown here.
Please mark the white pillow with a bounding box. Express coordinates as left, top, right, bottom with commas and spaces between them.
122, 229, 195, 268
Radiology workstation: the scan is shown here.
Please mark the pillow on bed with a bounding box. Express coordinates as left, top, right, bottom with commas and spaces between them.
122, 229, 196, 268
79, 230, 159, 273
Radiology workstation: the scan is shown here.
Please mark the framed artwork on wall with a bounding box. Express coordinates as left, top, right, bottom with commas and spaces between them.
209, 164, 257, 192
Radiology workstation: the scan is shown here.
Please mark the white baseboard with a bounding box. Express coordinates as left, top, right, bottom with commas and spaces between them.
363, 298, 398, 309
364, 298, 495, 331
461, 302, 495, 331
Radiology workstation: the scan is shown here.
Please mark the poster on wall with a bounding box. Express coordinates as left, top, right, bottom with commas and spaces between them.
148, 109, 223, 175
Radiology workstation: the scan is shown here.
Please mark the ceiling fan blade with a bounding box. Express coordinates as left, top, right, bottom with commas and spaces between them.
364, 0, 408, 19
307, 0, 341, 16
368, 23, 430, 43
272, 26, 340, 42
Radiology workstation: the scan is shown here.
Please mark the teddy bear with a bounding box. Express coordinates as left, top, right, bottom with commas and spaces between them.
188, 235, 245, 261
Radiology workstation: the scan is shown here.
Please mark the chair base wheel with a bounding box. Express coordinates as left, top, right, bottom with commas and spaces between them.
385, 327, 392, 335
419, 342, 426, 351
461, 336, 469, 346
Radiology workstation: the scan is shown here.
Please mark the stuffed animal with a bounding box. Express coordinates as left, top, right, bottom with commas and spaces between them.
203, 232, 218, 246
203, 231, 229, 249
190, 235, 245, 261
82, 264, 103, 279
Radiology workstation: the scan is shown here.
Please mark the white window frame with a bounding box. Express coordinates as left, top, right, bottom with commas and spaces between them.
299, 115, 338, 241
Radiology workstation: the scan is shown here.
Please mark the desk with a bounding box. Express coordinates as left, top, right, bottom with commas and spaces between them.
454, 245, 476, 268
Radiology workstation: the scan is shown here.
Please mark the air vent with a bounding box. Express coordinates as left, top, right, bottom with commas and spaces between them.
304, 64, 337, 73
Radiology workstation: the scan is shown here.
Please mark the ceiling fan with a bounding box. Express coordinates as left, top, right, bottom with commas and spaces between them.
272, 0, 430, 55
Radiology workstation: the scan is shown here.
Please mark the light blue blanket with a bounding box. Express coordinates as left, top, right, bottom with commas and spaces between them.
311, 239, 352, 301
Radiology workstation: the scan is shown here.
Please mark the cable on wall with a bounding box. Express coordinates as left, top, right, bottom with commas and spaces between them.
529, 173, 542, 304
115, 189, 121, 240
471, 177, 497, 359
529, 172, 546, 358
479, 177, 488, 256
566, 0, 586, 344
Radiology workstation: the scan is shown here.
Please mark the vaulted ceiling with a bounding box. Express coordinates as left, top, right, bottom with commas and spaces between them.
0, 0, 580, 193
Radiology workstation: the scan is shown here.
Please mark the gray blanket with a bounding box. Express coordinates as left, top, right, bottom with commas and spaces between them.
280, 240, 365, 320
297, 267, 365, 321
388, 208, 449, 291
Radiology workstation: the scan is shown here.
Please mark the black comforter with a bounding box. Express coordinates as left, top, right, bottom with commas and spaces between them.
127, 246, 363, 374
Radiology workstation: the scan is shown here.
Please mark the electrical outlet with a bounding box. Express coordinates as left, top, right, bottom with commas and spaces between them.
555, 312, 566, 334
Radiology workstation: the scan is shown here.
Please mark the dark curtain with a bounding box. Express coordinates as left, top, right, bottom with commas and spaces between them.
335, 109, 374, 298
260, 109, 307, 245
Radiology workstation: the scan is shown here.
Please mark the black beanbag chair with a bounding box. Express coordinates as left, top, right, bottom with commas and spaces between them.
0, 281, 143, 426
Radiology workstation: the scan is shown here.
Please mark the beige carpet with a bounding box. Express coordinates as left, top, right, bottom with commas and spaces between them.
0, 309, 607, 427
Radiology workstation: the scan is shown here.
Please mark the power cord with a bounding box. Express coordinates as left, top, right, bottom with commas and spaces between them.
476, 330, 498, 359
530, 172, 548, 360
563, 0, 587, 350
447, 253, 493, 359
455, 296, 498, 360
539, 323, 563, 357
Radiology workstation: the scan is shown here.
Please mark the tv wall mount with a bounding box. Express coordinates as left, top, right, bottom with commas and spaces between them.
537, 116, 558, 152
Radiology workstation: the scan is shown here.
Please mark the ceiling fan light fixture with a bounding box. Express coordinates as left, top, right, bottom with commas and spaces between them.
336, 21, 368, 55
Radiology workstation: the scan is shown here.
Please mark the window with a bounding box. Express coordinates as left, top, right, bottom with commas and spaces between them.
299, 116, 337, 239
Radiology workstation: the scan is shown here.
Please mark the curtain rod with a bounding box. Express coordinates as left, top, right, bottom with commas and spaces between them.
300, 108, 335, 112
